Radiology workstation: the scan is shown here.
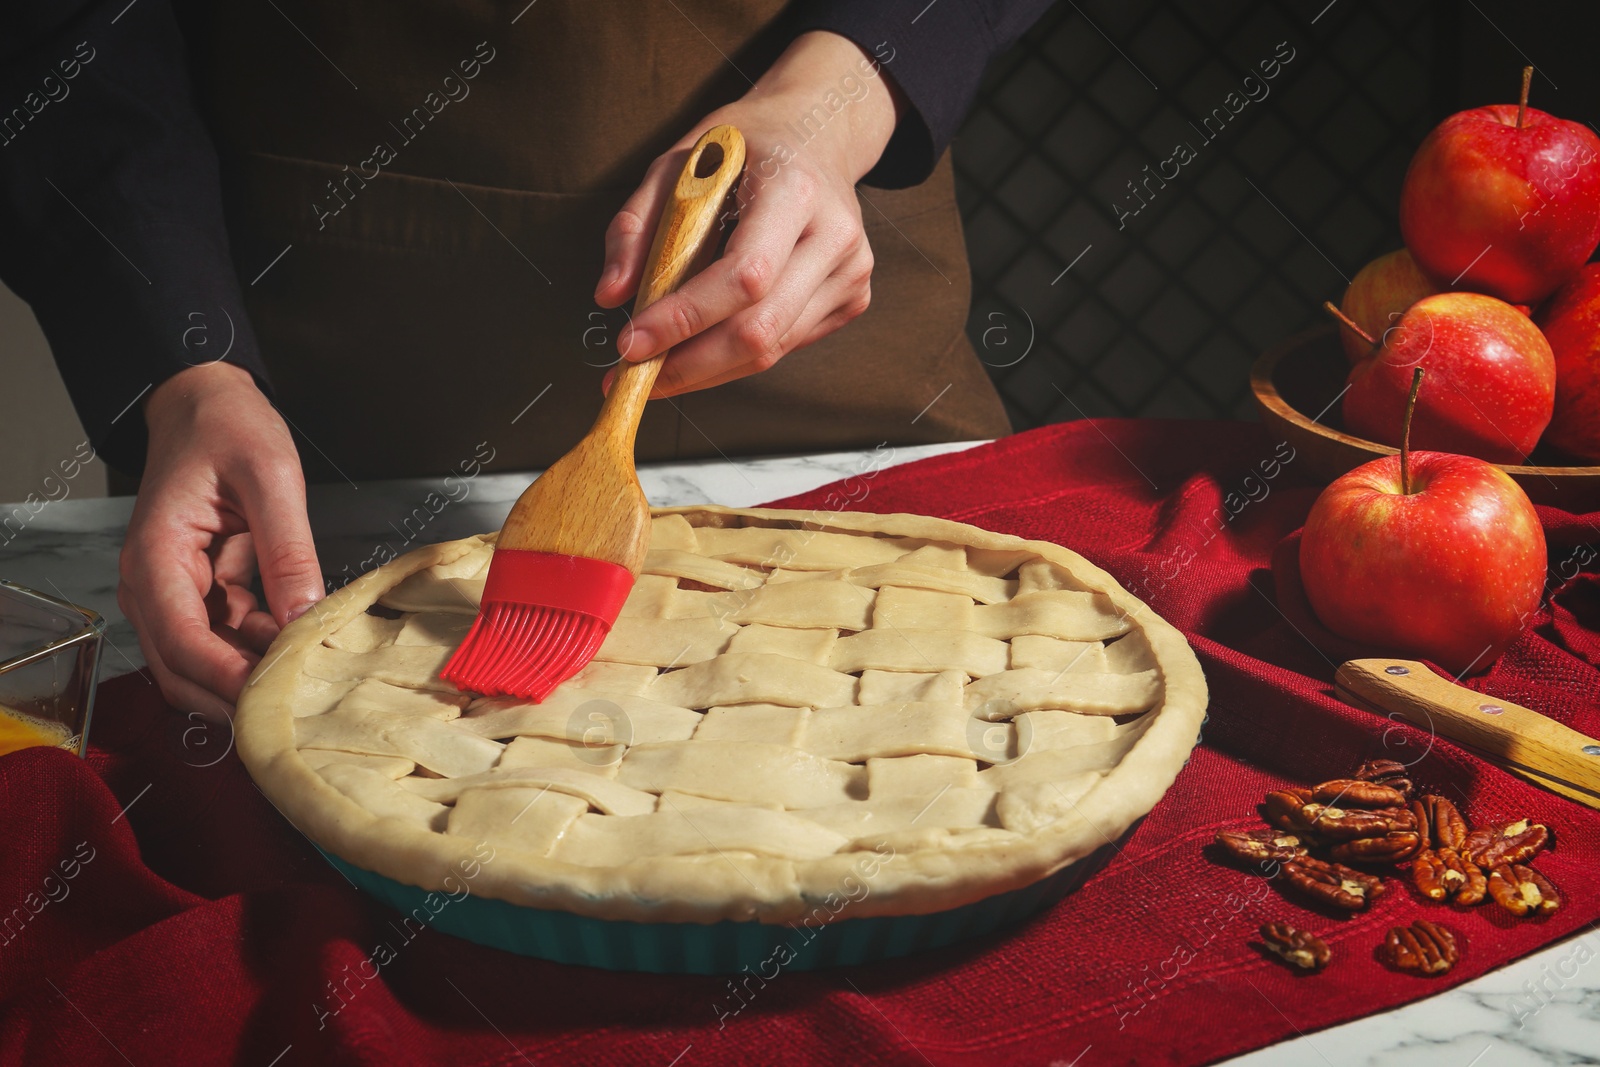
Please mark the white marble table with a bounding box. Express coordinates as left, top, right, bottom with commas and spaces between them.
2, 441, 1593, 1065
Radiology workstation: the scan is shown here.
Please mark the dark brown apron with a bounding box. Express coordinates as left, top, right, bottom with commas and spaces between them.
188, 0, 1010, 482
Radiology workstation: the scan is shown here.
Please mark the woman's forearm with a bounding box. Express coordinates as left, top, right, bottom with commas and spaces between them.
740, 30, 905, 184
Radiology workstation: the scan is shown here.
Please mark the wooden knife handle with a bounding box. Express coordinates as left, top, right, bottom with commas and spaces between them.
595, 124, 746, 445
1336, 658, 1600, 807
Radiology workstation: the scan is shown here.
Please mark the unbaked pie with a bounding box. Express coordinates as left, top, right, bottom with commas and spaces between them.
238, 507, 1207, 924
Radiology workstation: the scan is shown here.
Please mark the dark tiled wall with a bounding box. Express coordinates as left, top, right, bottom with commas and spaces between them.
955, 2, 1440, 428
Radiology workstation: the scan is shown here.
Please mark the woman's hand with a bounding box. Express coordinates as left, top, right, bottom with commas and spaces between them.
118, 362, 324, 719
595, 31, 901, 397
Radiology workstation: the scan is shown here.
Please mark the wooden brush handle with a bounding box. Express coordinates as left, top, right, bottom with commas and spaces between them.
496, 126, 745, 570
1335, 658, 1600, 809
594, 124, 747, 447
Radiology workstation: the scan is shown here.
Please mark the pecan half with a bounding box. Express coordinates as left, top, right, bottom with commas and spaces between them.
1410, 795, 1468, 851
1487, 863, 1562, 917
1381, 919, 1459, 976
1280, 856, 1386, 911
1409, 799, 1429, 848
1414, 844, 1484, 908
1454, 850, 1489, 906
1411, 847, 1486, 904
1299, 803, 1416, 840
1263, 789, 1318, 836
1331, 831, 1422, 865
1311, 779, 1408, 808
1411, 849, 1449, 900
1216, 828, 1308, 864
1352, 759, 1415, 799
1260, 922, 1331, 972
1466, 820, 1550, 868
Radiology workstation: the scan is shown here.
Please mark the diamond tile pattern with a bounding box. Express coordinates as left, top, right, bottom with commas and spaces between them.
954, 2, 1438, 426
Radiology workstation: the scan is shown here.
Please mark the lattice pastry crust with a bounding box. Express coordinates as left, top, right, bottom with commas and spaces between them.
238, 507, 1207, 924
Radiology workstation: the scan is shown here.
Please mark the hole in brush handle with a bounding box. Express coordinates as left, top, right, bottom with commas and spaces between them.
693, 141, 725, 179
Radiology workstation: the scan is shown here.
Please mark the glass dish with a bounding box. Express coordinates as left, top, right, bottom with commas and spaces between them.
0, 580, 105, 757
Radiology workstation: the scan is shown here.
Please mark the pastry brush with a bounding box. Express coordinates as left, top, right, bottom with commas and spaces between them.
442, 124, 746, 699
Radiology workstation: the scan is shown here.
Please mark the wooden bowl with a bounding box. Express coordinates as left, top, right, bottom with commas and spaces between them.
1251, 326, 1600, 511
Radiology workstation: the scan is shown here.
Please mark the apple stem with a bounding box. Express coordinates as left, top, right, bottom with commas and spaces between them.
1518, 65, 1532, 129
1401, 367, 1424, 496
1322, 300, 1379, 351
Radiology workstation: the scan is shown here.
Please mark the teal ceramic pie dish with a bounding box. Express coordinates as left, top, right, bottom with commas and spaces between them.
319, 835, 1123, 974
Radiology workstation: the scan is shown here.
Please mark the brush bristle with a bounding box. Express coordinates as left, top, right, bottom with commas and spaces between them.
440, 602, 610, 700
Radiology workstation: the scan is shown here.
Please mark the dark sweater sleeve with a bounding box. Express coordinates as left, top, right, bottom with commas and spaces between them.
0, 0, 268, 475
791, 0, 1056, 189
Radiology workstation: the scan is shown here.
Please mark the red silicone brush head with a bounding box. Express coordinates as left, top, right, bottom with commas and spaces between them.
441, 603, 610, 700
439, 549, 635, 700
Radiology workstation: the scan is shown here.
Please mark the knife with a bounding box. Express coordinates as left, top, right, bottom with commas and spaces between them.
1334, 658, 1600, 811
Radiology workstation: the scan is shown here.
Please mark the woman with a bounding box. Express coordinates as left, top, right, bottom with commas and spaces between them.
1, 0, 1048, 717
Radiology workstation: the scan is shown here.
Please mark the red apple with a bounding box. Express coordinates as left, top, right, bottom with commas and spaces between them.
1338, 292, 1554, 463
1338, 249, 1442, 362
1534, 263, 1600, 461
1301, 370, 1547, 675
1399, 69, 1600, 304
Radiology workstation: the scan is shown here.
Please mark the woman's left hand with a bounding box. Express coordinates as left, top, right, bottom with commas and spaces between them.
595, 31, 901, 398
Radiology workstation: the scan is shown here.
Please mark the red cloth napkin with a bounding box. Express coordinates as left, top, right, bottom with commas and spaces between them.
4, 419, 1599, 1067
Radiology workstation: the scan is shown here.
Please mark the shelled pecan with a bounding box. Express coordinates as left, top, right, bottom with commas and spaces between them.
1299, 802, 1416, 840
1465, 820, 1550, 868
1411, 849, 1450, 900
1311, 778, 1408, 808
1455, 851, 1488, 905
1381, 919, 1459, 976
1331, 831, 1421, 865
1413, 847, 1487, 905
1279, 856, 1386, 911
1260, 922, 1331, 971
1215, 828, 1307, 864
1262, 789, 1319, 837
1410, 795, 1468, 851
1487, 863, 1562, 917
1352, 759, 1414, 799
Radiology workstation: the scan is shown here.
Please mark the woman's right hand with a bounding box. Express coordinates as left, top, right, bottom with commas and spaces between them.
118, 362, 324, 720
